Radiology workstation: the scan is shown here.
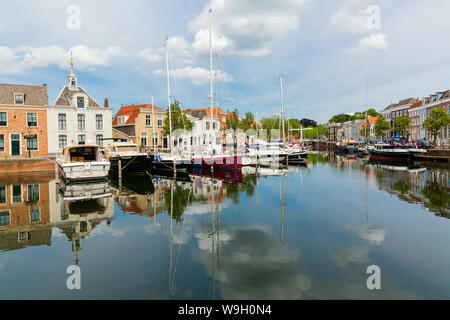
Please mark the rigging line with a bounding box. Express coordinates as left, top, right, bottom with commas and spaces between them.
219, 57, 232, 111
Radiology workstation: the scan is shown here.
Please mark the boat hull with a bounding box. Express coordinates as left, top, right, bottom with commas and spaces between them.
109, 155, 154, 174
192, 155, 243, 170
369, 150, 412, 161
58, 160, 110, 182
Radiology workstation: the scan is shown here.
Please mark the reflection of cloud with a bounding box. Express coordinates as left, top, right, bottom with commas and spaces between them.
346, 224, 387, 245
332, 246, 370, 268
195, 225, 311, 299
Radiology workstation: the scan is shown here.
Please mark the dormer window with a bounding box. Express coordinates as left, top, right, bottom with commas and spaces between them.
77, 96, 85, 108
117, 115, 128, 125
14, 93, 24, 105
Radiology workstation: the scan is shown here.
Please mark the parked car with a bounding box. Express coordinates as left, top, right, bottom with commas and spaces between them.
416, 140, 434, 149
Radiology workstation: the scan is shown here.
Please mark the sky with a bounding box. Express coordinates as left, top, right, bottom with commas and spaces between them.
0, 0, 449, 123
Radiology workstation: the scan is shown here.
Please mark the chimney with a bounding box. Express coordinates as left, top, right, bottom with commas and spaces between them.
104, 98, 109, 108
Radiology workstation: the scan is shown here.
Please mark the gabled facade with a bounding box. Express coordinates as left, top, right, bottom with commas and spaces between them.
46, 61, 112, 155
380, 97, 417, 138
360, 116, 379, 139
0, 83, 49, 157
183, 107, 227, 130
112, 104, 167, 148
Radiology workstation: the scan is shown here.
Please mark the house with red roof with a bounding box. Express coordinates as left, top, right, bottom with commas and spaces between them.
360, 116, 379, 139
112, 104, 168, 148
183, 107, 228, 130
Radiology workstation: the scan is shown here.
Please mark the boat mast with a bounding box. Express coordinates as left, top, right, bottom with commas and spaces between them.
209, 8, 214, 171
165, 36, 173, 158
365, 84, 369, 141
152, 96, 156, 156
280, 75, 286, 144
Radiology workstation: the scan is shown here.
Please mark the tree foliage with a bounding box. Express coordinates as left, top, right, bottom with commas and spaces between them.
162, 100, 194, 136
393, 116, 411, 137
374, 115, 391, 138
423, 107, 450, 143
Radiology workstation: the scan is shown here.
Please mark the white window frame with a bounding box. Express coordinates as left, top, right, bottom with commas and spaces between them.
14, 93, 24, 105
26, 112, 38, 127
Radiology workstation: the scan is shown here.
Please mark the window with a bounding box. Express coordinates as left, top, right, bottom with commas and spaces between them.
19, 232, 28, 241
0, 210, 10, 226
0, 135, 4, 152
96, 114, 103, 130
141, 133, 147, 146
27, 185, 39, 202
152, 133, 158, 146
77, 96, 85, 108
206, 122, 210, 130
30, 208, 40, 223
78, 135, 86, 145
14, 93, 24, 105
157, 116, 163, 127
60, 200, 68, 220
12, 185, 21, 203
59, 135, 67, 149
117, 115, 128, 125
96, 134, 103, 146
58, 114, 67, 130
146, 115, 152, 126
0, 112, 6, 126
213, 122, 216, 130
0, 186, 5, 203
27, 113, 37, 127
78, 114, 85, 130
26, 136, 38, 151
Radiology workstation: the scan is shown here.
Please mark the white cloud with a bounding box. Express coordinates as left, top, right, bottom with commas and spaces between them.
160, 0, 309, 60
154, 65, 234, 85
346, 33, 388, 54
330, 8, 367, 33
0, 44, 125, 75
138, 48, 161, 63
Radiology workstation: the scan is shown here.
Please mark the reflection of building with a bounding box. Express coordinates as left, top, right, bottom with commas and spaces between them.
49, 179, 114, 264
368, 163, 449, 217
111, 178, 169, 217
0, 173, 53, 251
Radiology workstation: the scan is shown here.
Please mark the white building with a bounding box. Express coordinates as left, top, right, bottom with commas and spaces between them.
177, 114, 223, 154
47, 61, 112, 155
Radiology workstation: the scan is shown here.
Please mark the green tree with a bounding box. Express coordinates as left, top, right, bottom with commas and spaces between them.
226, 109, 240, 130
162, 100, 194, 136
329, 114, 348, 123
374, 115, 391, 139
423, 107, 450, 144
164, 184, 193, 223
239, 111, 256, 131
393, 116, 411, 137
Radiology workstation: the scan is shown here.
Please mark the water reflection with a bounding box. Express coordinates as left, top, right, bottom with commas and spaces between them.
0, 159, 449, 299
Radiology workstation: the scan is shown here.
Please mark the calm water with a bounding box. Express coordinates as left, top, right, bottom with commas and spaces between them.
0, 155, 449, 299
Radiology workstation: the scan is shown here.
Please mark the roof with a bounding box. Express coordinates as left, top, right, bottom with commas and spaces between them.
183, 107, 225, 119
382, 97, 416, 111
54, 85, 101, 107
409, 100, 423, 109
0, 83, 48, 105
112, 104, 161, 126
361, 117, 379, 127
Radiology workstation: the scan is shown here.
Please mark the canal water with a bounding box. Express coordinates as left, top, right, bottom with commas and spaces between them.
0, 154, 449, 299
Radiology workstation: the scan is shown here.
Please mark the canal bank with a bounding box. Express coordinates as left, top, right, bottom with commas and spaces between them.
0, 157, 56, 173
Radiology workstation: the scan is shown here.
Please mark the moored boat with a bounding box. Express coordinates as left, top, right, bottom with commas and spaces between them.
57, 145, 110, 182
107, 142, 154, 174
369, 144, 426, 161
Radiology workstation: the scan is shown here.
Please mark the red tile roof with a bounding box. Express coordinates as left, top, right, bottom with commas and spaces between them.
361, 116, 379, 127
183, 107, 226, 117
113, 104, 161, 126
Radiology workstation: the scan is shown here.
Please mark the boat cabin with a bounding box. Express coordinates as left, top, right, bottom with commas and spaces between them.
62, 145, 108, 164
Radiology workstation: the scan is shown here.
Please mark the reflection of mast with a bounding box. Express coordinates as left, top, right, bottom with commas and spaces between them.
281, 173, 286, 243
168, 179, 174, 298
365, 166, 369, 222
210, 176, 216, 300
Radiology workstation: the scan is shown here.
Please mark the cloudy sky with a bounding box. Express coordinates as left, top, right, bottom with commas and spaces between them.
1, 0, 449, 123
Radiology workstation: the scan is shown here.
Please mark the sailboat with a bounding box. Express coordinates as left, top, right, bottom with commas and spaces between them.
154, 37, 192, 171
192, 9, 242, 171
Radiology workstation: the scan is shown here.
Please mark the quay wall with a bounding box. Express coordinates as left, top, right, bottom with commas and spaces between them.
0, 158, 55, 173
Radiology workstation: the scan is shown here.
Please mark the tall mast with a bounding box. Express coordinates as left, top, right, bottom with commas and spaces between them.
209, 9, 214, 143
280, 75, 286, 144
165, 36, 173, 157
365, 84, 369, 140
215, 55, 219, 109
152, 96, 156, 155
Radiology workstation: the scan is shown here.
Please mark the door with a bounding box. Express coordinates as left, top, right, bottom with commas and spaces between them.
11, 134, 20, 156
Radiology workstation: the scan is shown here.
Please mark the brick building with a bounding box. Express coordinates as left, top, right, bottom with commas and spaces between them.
0, 83, 49, 158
